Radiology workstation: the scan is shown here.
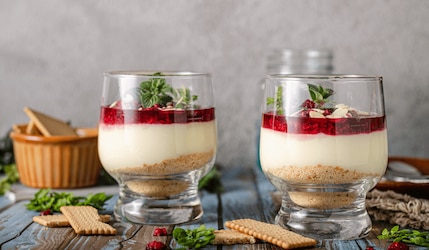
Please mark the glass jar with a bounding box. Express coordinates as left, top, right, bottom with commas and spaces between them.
265, 49, 334, 75
256, 49, 334, 169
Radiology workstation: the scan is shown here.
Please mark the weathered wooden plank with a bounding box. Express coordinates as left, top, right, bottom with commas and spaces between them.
221, 167, 267, 222
0, 200, 36, 245
253, 167, 279, 224
2, 224, 76, 250
168, 188, 220, 249
2, 167, 429, 249
217, 167, 276, 250
57, 221, 143, 250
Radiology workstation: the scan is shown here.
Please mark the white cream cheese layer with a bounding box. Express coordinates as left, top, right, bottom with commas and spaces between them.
98, 121, 217, 170
259, 127, 388, 175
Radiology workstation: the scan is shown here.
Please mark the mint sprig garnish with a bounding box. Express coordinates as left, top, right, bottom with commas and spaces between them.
139, 72, 198, 109
171, 87, 198, 109
0, 164, 19, 195
173, 225, 215, 249
308, 84, 334, 108
377, 225, 429, 247
26, 189, 113, 212
139, 72, 173, 108
266, 85, 284, 115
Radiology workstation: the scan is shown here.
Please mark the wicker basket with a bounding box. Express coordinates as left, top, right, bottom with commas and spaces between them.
10, 124, 101, 188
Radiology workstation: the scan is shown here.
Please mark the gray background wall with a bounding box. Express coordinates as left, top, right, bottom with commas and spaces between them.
1, 0, 428, 169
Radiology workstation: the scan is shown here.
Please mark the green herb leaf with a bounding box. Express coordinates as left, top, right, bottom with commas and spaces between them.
173, 225, 215, 249
307, 84, 334, 108
26, 189, 113, 212
0, 164, 19, 195
266, 85, 284, 115
377, 225, 429, 247
138, 72, 198, 109
198, 166, 223, 194
139, 72, 173, 108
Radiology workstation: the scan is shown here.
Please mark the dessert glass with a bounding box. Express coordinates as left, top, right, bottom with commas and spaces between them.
98, 71, 217, 224
259, 75, 388, 239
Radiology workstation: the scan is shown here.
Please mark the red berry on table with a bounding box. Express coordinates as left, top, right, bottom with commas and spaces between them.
153, 227, 168, 236
146, 241, 167, 250
39, 209, 52, 216
387, 242, 409, 250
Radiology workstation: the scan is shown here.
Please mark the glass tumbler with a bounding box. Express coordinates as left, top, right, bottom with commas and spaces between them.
98, 71, 217, 224
259, 75, 388, 239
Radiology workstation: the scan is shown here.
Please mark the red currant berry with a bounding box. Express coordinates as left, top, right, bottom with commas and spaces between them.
301, 99, 316, 109
146, 241, 166, 250
387, 242, 409, 250
323, 109, 332, 116
153, 227, 168, 236
366, 247, 375, 250
39, 209, 52, 216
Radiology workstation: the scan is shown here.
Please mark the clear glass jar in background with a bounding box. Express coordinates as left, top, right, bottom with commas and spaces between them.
256, 49, 334, 168
265, 49, 334, 75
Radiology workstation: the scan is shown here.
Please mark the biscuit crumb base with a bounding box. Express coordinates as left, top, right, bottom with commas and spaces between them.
127, 180, 189, 197
268, 165, 378, 209
225, 219, 317, 249
288, 191, 356, 209
111, 151, 214, 197
112, 151, 215, 176
268, 165, 375, 184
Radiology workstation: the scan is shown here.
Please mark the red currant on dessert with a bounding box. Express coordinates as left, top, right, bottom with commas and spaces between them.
387, 242, 409, 250
153, 227, 168, 236
323, 109, 332, 116
366, 247, 375, 250
39, 209, 52, 216
301, 99, 316, 109
146, 241, 167, 250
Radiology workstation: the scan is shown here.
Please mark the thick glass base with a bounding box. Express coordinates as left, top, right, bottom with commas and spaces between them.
276, 195, 372, 240
114, 183, 203, 225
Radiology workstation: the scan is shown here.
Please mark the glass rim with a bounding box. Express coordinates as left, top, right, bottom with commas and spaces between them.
105, 71, 211, 78
267, 74, 382, 81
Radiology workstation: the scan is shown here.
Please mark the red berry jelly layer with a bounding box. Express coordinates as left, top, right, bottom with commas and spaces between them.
262, 112, 386, 135
100, 106, 215, 125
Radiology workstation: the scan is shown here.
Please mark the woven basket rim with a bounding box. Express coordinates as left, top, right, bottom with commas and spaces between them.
10, 127, 98, 143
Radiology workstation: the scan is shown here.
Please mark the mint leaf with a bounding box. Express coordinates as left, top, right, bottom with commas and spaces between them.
377, 226, 429, 247
0, 164, 19, 195
26, 189, 113, 212
138, 72, 198, 109
173, 225, 215, 249
266, 85, 284, 115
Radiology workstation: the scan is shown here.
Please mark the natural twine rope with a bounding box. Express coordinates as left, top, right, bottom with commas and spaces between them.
366, 189, 429, 230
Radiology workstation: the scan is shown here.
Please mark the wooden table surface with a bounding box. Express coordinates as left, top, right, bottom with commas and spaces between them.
0, 166, 426, 250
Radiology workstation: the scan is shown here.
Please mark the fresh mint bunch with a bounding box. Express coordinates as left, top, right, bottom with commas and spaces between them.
307, 84, 334, 108
173, 225, 215, 249
26, 189, 113, 212
0, 164, 19, 195
139, 72, 198, 109
378, 225, 429, 247
266, 85, 284, 115
198, 166, 223, 194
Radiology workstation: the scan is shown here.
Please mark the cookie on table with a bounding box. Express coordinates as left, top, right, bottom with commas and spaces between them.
225, 218, 317, 249
60, 206, 116, 235
212, 229, 256, 245
33, 214, 111, 228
